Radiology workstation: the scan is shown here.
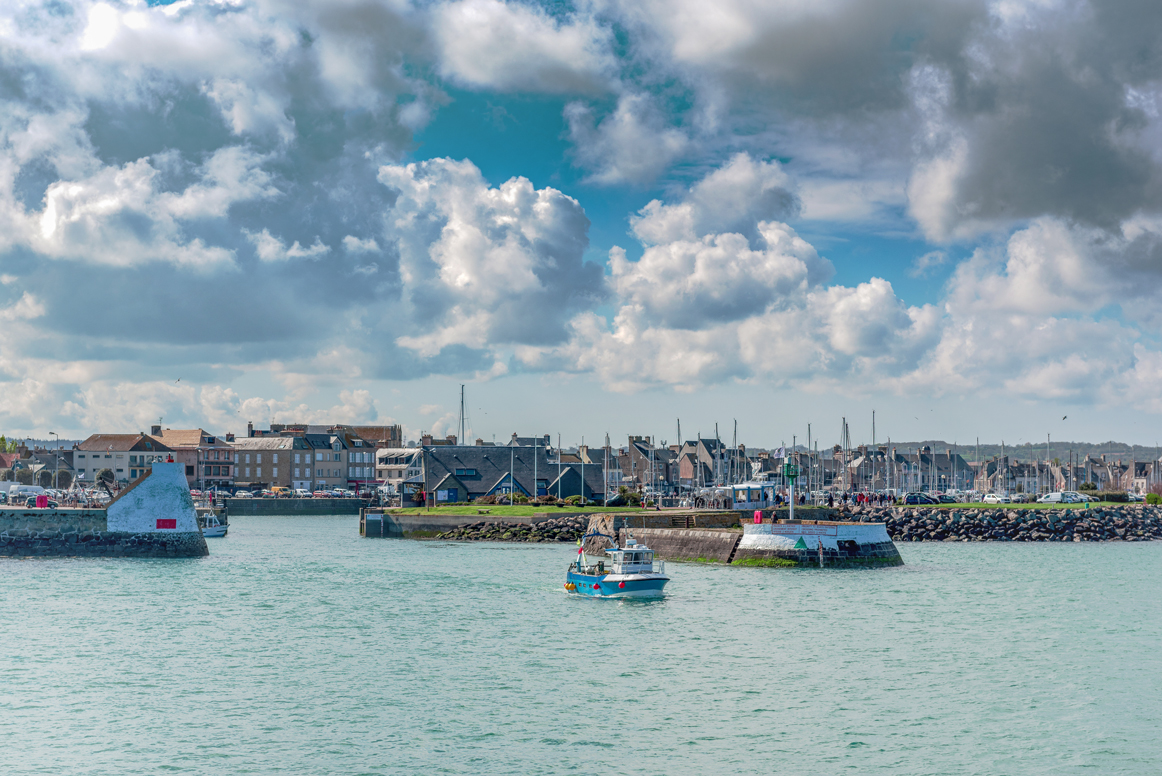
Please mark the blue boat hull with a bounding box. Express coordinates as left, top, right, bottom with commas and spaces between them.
565, 569, 669, 598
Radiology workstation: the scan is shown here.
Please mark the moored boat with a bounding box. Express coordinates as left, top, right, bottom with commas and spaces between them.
564, 534, 669, 598
198, 512, 228, 537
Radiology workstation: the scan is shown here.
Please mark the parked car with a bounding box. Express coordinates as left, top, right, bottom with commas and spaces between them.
1128, 493, 1145, 502
294, 489, 311, 497
270, 486, 292, 498
904, 492, 939, 505
312, 491, 329, 498
1062, 491, 1086, 503
233, 491, 254, 498
1010, 493, 1031, 503
936, 494, 957, 504
25, 496, 59, 508
982, 493, 1012, 504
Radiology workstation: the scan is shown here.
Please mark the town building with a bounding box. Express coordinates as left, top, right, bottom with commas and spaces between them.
401, 442, 605, 506
302, 432, 349, 491
231, 436, 305, 491
75, 434, 177, 485
148, 426, 235, 490
376, 448, 421, 491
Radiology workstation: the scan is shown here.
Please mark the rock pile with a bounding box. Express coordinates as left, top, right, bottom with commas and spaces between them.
837, 504, 1162, 542
435, 516, 587, 543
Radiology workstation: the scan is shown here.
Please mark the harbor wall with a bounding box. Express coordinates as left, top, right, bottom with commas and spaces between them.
361, 511, 563, 538
225, 498, 362, 516
0, 463, 208, 558
0, 508, 208, 558
616, 527, 741, 563
733, 521, 903, 568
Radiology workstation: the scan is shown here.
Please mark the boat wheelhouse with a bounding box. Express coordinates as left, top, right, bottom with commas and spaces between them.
565, 536, 669, 598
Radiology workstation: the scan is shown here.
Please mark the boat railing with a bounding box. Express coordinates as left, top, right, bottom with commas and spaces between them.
612, 560, 665, 575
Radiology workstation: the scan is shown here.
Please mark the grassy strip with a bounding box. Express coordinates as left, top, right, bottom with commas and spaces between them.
731, 557, 799, 568
389, 505, 645, 516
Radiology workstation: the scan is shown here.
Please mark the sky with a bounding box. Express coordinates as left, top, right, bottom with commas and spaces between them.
3, 0, 1162, 449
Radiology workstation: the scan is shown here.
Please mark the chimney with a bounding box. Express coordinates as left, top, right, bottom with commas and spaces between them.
446, 435, 457, 445
247, 422, 254, 438
476, 438, 484, 446
151, 425, 161, 436
226, 433, 235, 442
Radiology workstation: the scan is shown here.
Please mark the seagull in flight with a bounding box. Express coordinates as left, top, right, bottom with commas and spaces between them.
1062, 415, 1067, 420
175, 377, 181, 383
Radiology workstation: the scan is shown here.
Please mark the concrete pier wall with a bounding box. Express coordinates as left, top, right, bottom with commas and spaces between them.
0, 463, 208, 558
733, 521, 903, 568
616, 527, 741, 563
362, 511, 562, 538
0, 508, 208, 558
225, 498, 362, 516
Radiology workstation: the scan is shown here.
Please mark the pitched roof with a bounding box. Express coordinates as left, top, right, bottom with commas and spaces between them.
231, 437, 295, 450
77, 434, 173, 453
151, 428, 228, 448
303, 433, 346, 449
345, 425, 402, 445
421, 445, 604, 499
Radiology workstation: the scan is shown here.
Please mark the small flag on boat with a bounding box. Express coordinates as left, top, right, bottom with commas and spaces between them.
577, 538, 583, 554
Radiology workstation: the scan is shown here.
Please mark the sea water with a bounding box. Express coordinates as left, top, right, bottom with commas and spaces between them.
2, 515, 1160, 775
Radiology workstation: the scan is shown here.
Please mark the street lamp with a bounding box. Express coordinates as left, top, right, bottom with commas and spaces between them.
49, 431, 59, 489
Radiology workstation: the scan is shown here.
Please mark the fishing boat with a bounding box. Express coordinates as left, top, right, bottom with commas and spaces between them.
564, 533, 669, 598
198, 512, 228, 538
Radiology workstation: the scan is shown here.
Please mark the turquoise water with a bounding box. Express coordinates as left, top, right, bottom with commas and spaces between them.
3, 516, 1161, 775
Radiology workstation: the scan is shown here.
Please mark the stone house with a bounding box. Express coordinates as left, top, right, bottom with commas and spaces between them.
75, 434, 178, 485
148, 426, 235, 489
231, 436, 305, 491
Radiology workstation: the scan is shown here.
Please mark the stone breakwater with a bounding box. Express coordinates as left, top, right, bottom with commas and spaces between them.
0, 509, 208, 558
435, 517, 587, 543
0, 463, 209, 559
836, 504, 1162, 542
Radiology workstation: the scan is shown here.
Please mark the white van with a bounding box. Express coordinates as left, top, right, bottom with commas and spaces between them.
8, 484, 46, 499
1037, 492, 1063, 503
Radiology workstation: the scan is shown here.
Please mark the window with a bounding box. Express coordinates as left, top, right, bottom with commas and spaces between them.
316, 469, 322, 477
185, 465, 194, 476
455, 468, 477, 476
257, 454, 262, 464
295, 468, 300, 478
295, 453, 301, 464
272, 468, 278, 477
129, 455, 137, 464
317, 452, 323, 461
273, 454, 278, 463
245, 454, 251, 464
256, 467, 262, 477
245, 467, 250, 477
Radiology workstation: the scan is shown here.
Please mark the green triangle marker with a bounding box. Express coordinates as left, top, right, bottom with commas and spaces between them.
793, 537, 808, 549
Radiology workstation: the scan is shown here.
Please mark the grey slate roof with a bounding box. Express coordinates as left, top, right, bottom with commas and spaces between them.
420, 444, 605, 499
